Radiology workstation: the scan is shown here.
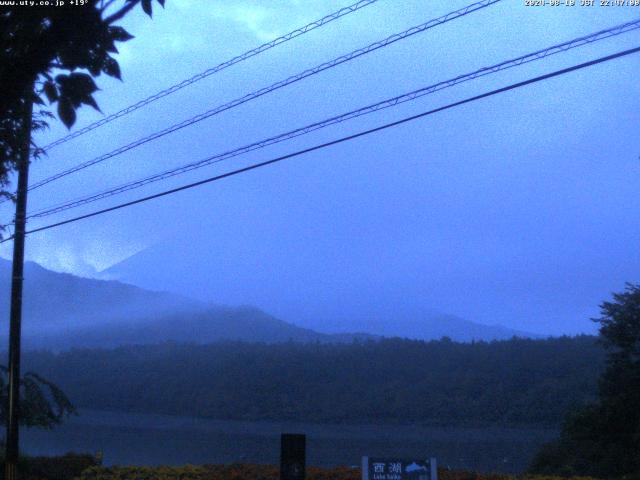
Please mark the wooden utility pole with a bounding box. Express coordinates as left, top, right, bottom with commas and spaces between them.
4, 93, 33, 480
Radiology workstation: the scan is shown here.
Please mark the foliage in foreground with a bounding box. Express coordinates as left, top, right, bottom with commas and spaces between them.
75, 464, 598, 480
1, 0, 164, 232
0, 454, 603, 480
0, 365, 75, 428
0, 452, 98, 480
529, 284, 640, 478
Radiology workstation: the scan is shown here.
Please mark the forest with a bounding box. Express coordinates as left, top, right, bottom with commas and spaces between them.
22, 335, 603, 427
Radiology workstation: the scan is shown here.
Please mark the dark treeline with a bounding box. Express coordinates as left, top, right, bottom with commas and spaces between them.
23, 336, 602, 427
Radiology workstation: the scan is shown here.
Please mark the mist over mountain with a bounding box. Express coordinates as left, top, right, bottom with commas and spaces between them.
101, 238, 540, 341
0, 258, 356, 349
0, 257, 537, 349
0, 258, 198, 331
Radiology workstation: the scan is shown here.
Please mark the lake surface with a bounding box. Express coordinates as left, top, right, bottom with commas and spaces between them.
22, 409, 557, 474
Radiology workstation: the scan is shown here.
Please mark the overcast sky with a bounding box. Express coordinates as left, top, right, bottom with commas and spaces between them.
2, 0, 639, 335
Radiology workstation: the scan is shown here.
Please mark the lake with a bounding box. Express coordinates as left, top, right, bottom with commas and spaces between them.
22, 409, 557, 474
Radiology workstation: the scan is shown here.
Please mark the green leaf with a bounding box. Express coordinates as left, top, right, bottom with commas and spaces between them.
43, 81, 58, 103
141, 0, 152, 17
108, 26, 134, 42
103, 57, 122, 80
88, 58, 103, 77
57, 98, 76, 129
68, 72, 98, 95
82, 94, 102, 112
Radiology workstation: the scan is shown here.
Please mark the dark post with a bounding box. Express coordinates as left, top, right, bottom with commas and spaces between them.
280, 433, 306, 480
4, 93, 33, 480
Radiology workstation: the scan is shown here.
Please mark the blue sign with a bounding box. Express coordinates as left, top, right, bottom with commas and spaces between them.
362, 457, 437, 480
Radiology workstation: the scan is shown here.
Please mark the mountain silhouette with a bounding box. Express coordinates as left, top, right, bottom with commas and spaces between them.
0, 257, 537, 349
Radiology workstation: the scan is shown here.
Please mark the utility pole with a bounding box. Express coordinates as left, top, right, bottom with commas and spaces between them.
4, 92, 33, 480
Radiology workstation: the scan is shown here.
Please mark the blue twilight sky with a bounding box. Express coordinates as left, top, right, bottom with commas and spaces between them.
1, 0, 639, 336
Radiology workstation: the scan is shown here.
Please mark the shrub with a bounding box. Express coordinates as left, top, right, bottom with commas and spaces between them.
74, 464, 601, 480
0, 452, 99, 480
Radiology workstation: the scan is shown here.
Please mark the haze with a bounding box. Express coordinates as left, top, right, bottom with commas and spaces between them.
1, 0, 639, 337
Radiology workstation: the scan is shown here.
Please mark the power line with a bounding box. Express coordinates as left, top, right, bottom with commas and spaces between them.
6, 44, 637, 242
26, 0, 500, 192
40, 0, 381, 152
27, 19, 640, 219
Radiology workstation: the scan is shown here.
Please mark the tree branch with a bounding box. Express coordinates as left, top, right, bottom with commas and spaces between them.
104, 0, 139, 25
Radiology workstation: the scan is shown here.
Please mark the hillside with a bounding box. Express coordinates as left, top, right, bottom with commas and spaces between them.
34, 305, 375, 348
24, 336, 603, 427
0, 258, 367, 349
0, 258, 199, 329
101, 240, 542, 341
1, 258, 536, 347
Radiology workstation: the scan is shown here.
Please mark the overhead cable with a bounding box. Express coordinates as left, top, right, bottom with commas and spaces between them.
5, 44, 637, 242
26, 0, 501, 192
27, 19, 640, 219
40, 0, 382, 151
